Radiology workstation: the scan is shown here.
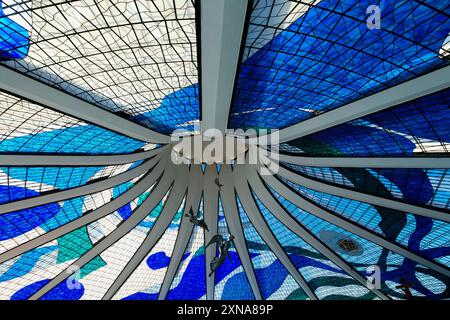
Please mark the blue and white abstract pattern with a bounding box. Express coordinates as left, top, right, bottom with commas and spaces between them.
229, 0, 450, 130
0, 0, 448, 301
0, 0, 199, 134
282, 88, 450, 156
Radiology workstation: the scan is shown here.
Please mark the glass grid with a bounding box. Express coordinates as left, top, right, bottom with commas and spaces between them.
0, 162, 136, 203
0, 175, 158, 300
283, 163, 355, 188
278, 177, 450, 267
283, 88, 450, 157
229, 0, 450, 130
281, 164, 450, 210
166, 223, 205, 300
1, 0, 199, 133
253, 191, 375, 300
0, 242, 75, 300
236, 196, 302, 300
78, 226, 148, 300
112, 197, 185, 300
269, 185, 450, 299
0, 0, 448, 301
78, 187, 165, 300
0, 90, 146, 153
213, 196, 255, 300
0, 180, 132, 254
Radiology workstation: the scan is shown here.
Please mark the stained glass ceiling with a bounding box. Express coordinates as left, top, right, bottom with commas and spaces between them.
0, 0, 449, 301
1, 0, 199, 133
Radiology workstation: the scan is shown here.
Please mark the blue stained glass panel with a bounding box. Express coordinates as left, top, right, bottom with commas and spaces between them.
284, 88, 450, 157
253, 192, 376, 300
0, 2, 29, 60
236, 196, 303, 299
270, 186, 450, 299
214, 198, 255, 300
229, 0, 450, 129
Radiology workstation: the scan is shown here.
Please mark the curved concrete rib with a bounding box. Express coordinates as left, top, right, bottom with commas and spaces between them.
29, 164, 176, 300
233, 166, 318, 300
102, 164, 189, 300
246, 168, 389, 300
278, 153, 450, 169
0, 64, 171, 144
0, 146, 163, 167
0, 155, 167, 265
271, 65, 450, 144
276, 165, 450, 223
201, 0, 249, 132
203, 165, 220, 300
158, 165, 204, 300
0, 154, 161, 215
219, 165, 262, 300
262, 173, 450, 278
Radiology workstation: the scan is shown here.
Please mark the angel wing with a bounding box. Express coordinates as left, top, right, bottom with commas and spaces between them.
205, 234, 224, 248
198, 220, 209, 232
184, 208, 195, 218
